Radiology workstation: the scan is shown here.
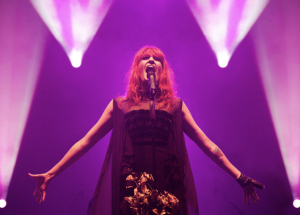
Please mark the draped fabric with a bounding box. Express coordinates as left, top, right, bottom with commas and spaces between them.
88, 98, 199, 215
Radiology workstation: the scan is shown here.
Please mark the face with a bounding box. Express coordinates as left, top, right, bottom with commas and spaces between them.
138, 55, 163, 82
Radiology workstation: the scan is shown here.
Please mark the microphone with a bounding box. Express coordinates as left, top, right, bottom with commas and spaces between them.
146, 65, 156, 97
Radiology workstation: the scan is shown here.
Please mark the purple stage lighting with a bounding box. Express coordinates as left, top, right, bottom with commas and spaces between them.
186, 0, 269, 68
252, 0, 300, 203
0, 0, 47, 202
30, 0, 113, 68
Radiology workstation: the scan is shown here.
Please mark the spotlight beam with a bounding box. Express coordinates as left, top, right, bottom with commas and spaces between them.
252, 0, 300, 201
30, 0, 114, 68
0, 0, 47, 200
186, 0, 269, 68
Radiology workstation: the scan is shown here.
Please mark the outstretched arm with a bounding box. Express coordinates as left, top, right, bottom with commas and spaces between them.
182, 102, 241, 179
29, 99, 114, 204
182, 101, 262, 206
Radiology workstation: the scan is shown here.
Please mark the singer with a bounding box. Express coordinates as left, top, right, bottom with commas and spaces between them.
29, 46, 264, 215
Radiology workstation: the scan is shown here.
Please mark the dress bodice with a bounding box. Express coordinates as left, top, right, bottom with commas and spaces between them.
123, 109, 174, 146
121, 109, 175, 195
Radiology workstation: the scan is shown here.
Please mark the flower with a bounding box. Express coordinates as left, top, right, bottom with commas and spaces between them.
157, 193, 169, 207
124, 196, 134, 204
166, 192, 179, 209
138, 172, 154, 185
124, 172, 179, 215
153, 208, 167, 215
126, 172, 139, 188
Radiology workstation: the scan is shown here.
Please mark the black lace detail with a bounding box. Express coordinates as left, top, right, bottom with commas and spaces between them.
124, 109, 173, 146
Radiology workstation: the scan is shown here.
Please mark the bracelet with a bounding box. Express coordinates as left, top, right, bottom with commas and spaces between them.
236, 173, 265, 189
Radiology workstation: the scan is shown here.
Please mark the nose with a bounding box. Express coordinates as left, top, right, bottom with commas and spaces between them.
148, 57, 155, 64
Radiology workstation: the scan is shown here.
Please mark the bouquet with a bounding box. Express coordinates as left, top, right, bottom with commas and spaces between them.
124, 172, 179, 215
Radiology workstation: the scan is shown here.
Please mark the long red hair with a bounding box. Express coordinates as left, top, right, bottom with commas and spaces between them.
122, 46, 176, 110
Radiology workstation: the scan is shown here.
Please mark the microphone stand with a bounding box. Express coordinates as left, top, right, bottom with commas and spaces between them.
147, 69, 156, 120
147, 68, 156, 188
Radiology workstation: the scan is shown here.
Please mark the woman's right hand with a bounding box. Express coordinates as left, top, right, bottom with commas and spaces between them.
28, 173, 53, 204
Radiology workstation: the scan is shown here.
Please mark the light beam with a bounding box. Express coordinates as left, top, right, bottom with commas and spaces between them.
252, 0, 300, 202
30, 0, 113, 68
186, 0, 269, 68
0, 0, 47, 201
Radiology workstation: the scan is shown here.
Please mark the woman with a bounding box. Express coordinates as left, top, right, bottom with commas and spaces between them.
29, 46, 264, 215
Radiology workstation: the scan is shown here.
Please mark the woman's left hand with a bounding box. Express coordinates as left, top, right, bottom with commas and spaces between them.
243, 184, 259, 206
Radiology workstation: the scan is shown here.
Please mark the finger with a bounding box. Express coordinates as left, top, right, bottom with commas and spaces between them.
250, 193, 257, 205
39, 192, 43, 204
246, 195, 250, 206
33, 187, 38, 196
36, 192, 41, 203
42, 191, 46, 202
253, 181, 265, 189
28, 173, 38, 178
254, 191, 259, 201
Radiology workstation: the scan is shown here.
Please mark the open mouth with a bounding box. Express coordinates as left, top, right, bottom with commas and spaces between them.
146, 64, 156, 71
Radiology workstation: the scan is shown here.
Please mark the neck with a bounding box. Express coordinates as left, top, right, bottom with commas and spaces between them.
140, 91, 150, 101
140, 80, 150, 92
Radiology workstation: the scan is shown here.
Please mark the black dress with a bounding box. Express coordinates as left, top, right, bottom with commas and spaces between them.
120, 109, 177, 214
88, 98, 199, 215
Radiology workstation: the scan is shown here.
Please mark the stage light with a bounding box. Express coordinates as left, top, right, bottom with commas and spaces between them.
186, 0, 269, 68
0, 199, 6, 208
252, 0, 300, 202
0, 0, 47, 201
293, 199, 300, 208
216, 50, 230, 68
69, 49, 83, 68
30, 0, 113, 68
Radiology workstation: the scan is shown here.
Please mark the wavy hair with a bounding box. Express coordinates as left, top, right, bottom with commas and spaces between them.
122, 46, 176, 110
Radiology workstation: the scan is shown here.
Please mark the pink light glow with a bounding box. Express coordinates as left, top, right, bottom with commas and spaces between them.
0, 199, 6, 208
252, 0, 300, 200
294, 199, 300, 208
30, 0, 113, 68
186, 0, 269, 68
0, 0, 47, 200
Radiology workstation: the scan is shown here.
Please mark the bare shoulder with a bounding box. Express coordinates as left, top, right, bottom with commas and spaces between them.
102, 99, 114, 116
113, 96, 130, 113
114, 96, 126, 104
181, 100, 194, 123
181, 100, 189, 113
172, 98, 189, 114
171, 97, 183, 113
